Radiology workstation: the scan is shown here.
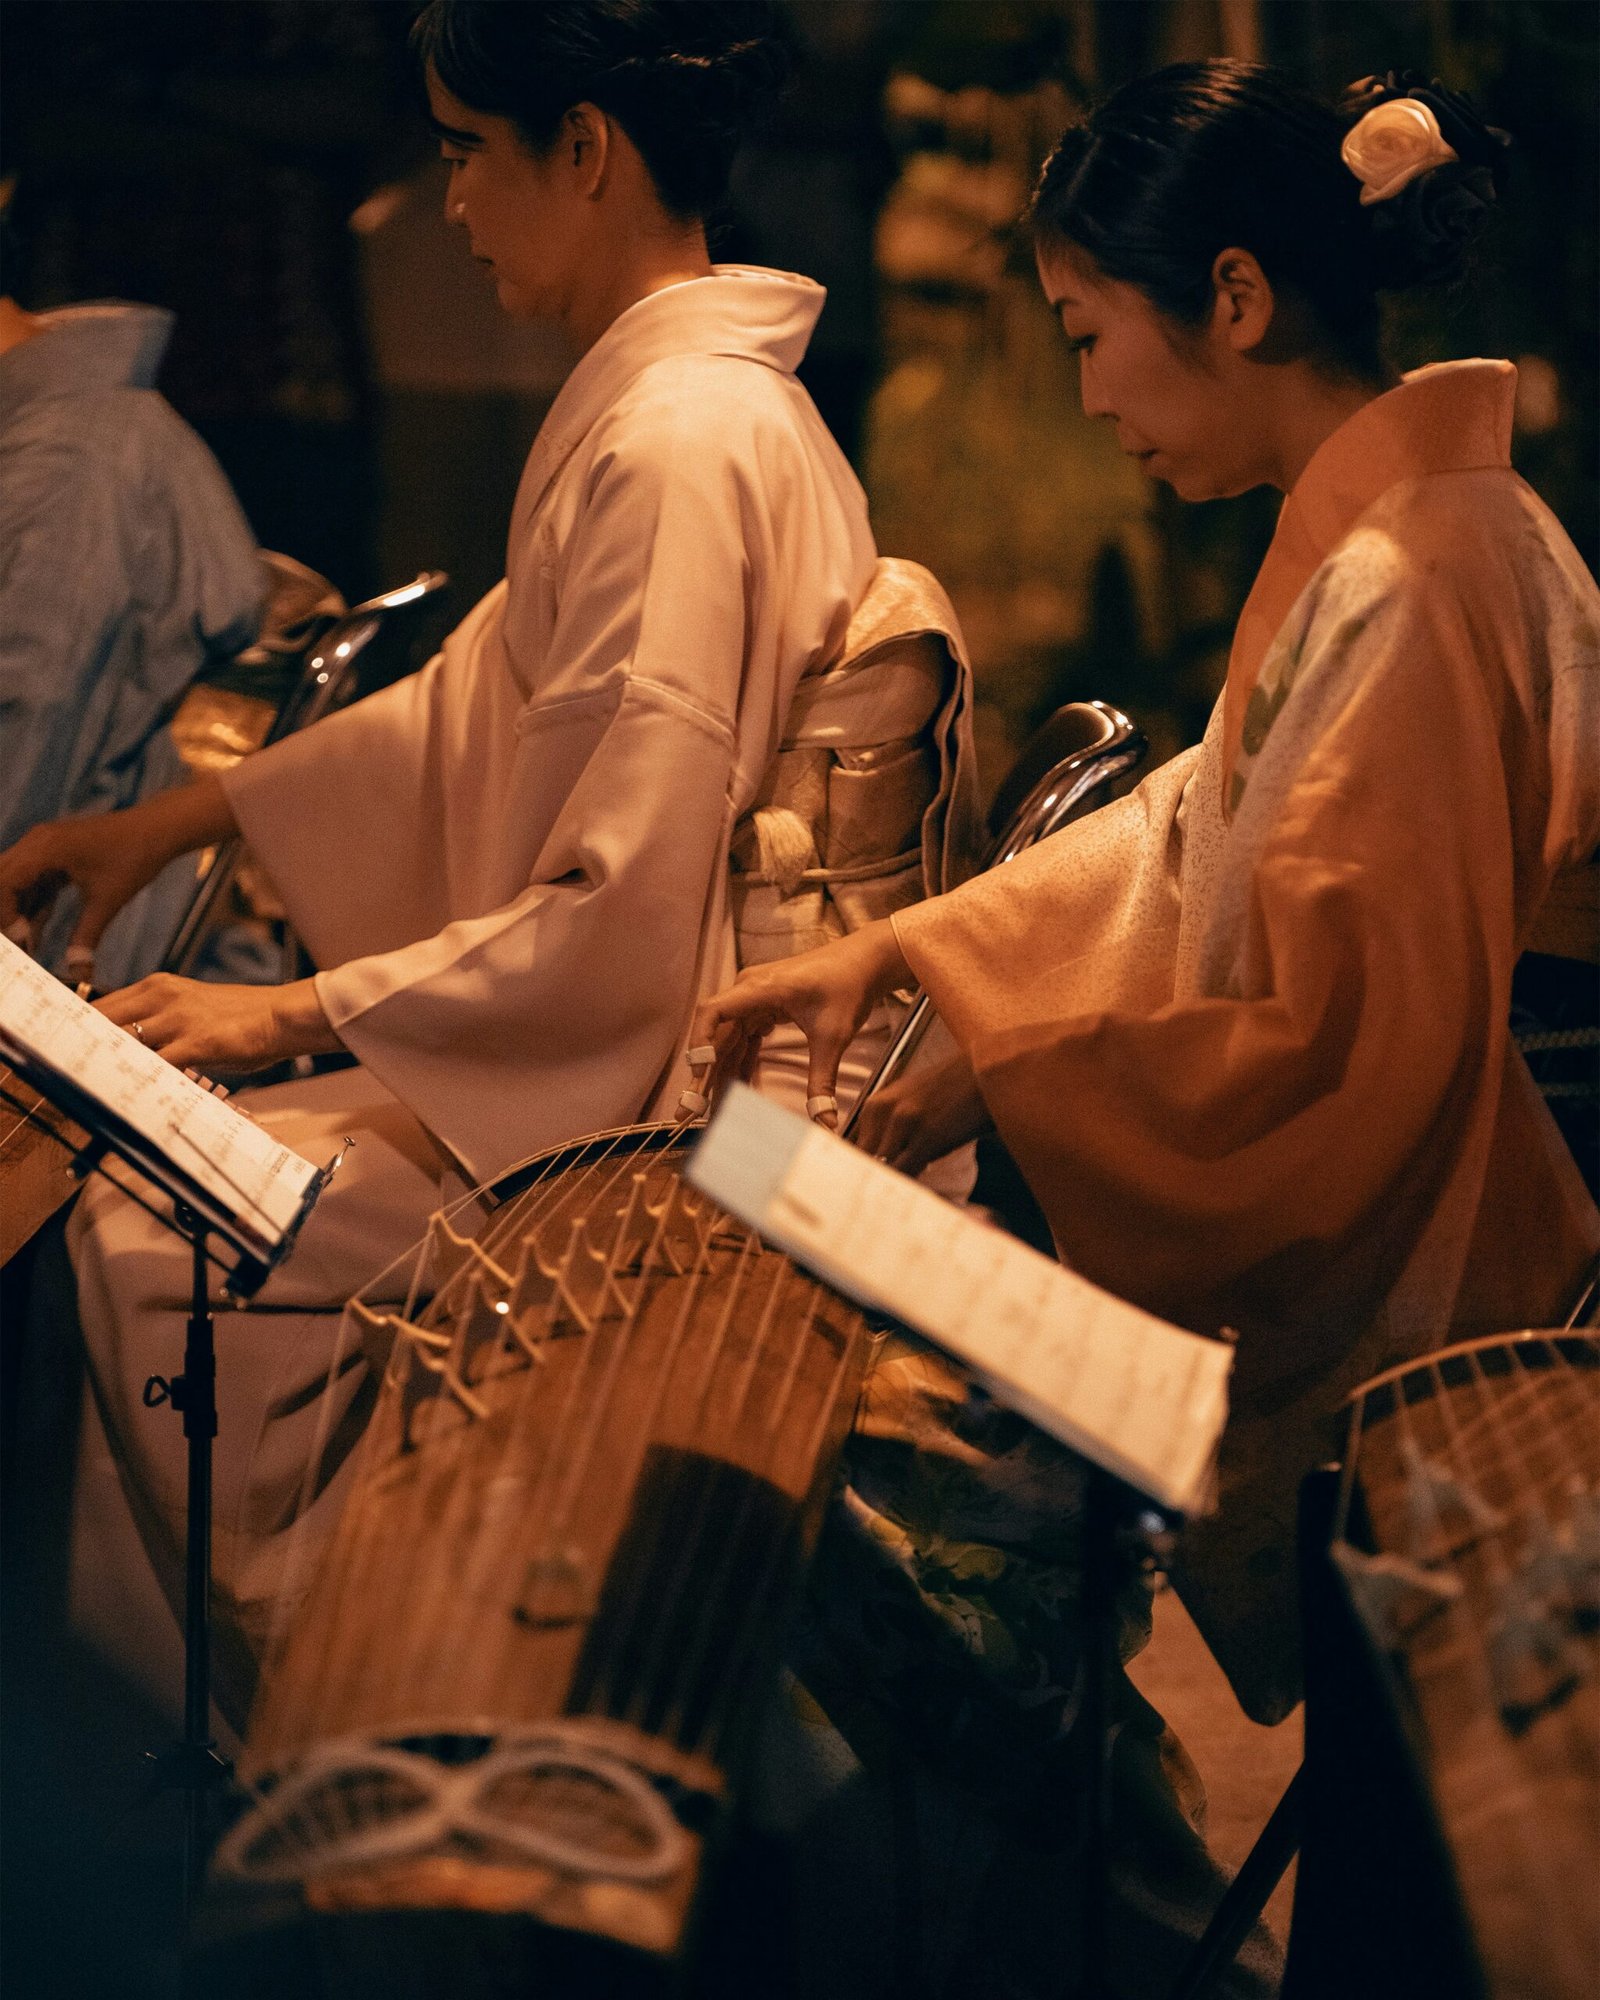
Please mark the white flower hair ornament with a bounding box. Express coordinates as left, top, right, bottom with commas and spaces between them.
1340, 97, 1459, 206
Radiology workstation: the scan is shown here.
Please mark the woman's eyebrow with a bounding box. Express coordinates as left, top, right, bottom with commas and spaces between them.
428, 114, 483, 148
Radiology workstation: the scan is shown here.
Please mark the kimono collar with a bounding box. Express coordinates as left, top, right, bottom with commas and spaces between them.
1221, 358, 1517, 803
511, 265, 825, 529
0, 302, 173, 428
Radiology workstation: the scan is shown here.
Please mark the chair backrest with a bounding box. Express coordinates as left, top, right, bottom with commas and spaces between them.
260, 570, 450, 750
982, 699, 1145, 863
840, 699, 1146, 1132
167, 552, 347, 779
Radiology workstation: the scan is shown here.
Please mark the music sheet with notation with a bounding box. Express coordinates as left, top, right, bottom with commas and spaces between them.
689, 1083, 1232, 1516
0, 933, 318, 1253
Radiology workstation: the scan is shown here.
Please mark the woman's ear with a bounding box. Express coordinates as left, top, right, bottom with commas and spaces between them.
563, 103, 611, 199
1208, 247, 1275, 355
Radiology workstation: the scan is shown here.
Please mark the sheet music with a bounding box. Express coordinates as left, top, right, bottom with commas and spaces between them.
0, 934, 318, 1251
688, 1083, 1231, 1515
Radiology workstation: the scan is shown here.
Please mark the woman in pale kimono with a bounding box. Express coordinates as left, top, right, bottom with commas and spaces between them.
0, 2, 976, 1715
692, 63, 1600, 1999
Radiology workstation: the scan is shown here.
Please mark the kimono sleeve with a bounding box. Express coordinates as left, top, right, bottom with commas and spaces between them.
306, 434, 759, 1183
898, 533, 1528, 1364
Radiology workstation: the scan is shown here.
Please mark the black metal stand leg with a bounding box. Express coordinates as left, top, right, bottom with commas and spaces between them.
1080, 1470, 1112, 1999
143, 1207, 232, 1919
1078, 1474, 1176, 2000
1081, 1470, 1150, 2000
1165, 1767, 1302, 2000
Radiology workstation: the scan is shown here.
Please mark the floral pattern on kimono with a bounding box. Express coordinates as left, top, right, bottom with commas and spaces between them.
792, 1338, 1154, 1814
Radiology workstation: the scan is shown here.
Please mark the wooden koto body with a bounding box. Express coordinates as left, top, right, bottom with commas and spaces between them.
1331, 1331, 1599, 2000
0, 1061, 85, 1266
199, 1124, 872, 1991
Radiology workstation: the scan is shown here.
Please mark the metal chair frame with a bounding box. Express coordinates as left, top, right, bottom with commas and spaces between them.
842, 698, 1146, 1135
162, 571, 448, 977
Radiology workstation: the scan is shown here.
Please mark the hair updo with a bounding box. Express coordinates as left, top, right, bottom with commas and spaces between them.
411, 0, 791, 220
1030, 59, 1511, 380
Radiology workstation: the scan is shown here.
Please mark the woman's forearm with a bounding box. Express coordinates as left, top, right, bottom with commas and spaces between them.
129, 773, 240, 866
272, 977, 345, 1059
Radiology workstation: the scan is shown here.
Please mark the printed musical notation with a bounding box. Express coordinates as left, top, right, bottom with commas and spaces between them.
0, 934, 318, 1251
688, 1083, 1232, 1516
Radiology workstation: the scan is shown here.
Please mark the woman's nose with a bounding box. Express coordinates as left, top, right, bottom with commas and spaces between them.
1079, 359, 1113, 422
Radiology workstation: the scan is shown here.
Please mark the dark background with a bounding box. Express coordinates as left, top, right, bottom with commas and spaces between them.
4, 0, 1595, 785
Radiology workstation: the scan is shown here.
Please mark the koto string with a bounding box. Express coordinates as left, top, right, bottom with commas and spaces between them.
1450, 1340, 1594, 1938
599, 1254, 796, 1739
648, 1259, 819, 1736
455, 1139, 689, 1705
500, 1167, 722, 1666
498, 1145, 730, 1706
382, 1136, 689, 1719
1407, 1353, 1518, 1652
697, 1290, 857, 1756
560, 1222, 768, 1728
315, 1135, 645, 1726
266, 1165, 510, 1753
672, 1282, 843, 1757
1458, 1342, 1561, 1511
262, 1215, 448, 1671
0, 1073, 54, 1153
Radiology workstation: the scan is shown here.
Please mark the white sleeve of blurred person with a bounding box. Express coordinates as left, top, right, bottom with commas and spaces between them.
0, 297, 263, 989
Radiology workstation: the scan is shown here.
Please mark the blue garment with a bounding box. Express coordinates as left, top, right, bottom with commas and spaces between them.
0, 303, 263, 987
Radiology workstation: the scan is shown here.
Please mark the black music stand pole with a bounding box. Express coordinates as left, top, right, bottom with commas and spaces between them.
1079, 1467, 1174, 2000
142, 1202, 233, 1916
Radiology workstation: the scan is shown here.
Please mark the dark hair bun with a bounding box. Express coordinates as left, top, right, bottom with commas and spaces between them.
413, 0, 791, 219
603, 8, 793, 194
1339, 71, 1511, 289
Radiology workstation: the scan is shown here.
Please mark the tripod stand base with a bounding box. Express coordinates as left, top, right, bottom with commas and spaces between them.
144, 1739, 234, 1915
144, 1740, 233, 1795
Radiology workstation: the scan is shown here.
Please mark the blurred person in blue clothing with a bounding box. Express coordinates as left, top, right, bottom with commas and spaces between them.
0, 282, 263, 989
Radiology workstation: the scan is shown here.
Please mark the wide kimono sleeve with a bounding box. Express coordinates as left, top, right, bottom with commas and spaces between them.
896, 515, 1589, 1371
227, 434, 768, 1185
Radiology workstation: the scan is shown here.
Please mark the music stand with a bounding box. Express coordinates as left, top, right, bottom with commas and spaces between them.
1078, 1469, 1180, 2000
0, 1036, 338, 1914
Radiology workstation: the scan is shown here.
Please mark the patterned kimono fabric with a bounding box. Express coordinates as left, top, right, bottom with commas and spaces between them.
760, 361, 1600, 2000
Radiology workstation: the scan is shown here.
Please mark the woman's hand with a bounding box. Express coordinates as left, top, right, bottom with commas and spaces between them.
852, 1051, 993, 1175
0, 777, 237, 978
685, 918, 912, 1124
95, 975, 344, 1075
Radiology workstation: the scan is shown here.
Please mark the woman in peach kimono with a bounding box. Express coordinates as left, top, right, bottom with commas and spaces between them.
693, 63, 1600, 1998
